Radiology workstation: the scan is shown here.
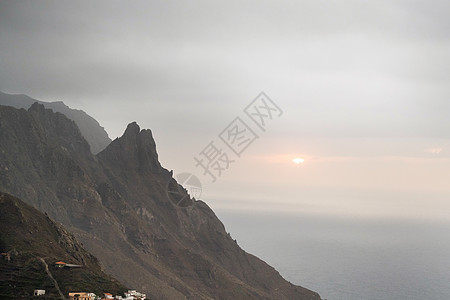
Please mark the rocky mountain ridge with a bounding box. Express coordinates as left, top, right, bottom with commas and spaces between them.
0, 103, 321, 299
0, 91, 111, 154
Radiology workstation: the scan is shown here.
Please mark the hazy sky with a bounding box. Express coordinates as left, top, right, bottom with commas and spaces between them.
1, 1, 449, 220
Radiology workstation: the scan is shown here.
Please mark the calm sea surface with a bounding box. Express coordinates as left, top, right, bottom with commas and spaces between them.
215, 210, 450, 300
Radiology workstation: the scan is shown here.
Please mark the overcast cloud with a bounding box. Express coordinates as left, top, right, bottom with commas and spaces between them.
1, 0, 449, 218
1, 1, 449, 138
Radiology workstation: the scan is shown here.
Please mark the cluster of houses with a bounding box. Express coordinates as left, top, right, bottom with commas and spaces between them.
32, 261, 147, 299
68, 290, 146, 300
34, 290, 146, 299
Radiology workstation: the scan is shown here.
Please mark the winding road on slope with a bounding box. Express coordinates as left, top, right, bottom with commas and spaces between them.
38, 257, 66, 300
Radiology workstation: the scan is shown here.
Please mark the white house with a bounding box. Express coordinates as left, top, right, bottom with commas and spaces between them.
104, 293, 114, 299
68, 292, 95, 300
34, 290, 45, 296
124, 290, 146, 299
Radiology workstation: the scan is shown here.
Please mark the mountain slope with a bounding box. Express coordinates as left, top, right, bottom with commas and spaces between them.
0, 192, 126, 299
0, 103, 321, 299
0, 91, 111, 154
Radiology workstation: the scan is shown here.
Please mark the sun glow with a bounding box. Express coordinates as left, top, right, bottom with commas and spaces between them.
292, 158, 305, 164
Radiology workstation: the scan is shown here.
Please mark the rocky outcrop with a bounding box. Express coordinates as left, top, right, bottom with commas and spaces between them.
0, 91, 111, 154
0, 104, 321, 299
98, 122, 163, 174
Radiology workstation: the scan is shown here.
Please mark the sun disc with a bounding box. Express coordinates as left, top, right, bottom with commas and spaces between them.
293, 158, 304, 164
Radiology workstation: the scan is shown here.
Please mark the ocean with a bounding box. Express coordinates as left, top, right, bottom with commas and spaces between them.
215, 210, 450, 300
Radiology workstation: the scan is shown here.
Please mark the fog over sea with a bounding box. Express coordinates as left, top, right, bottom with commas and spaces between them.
216, 209, 450, 300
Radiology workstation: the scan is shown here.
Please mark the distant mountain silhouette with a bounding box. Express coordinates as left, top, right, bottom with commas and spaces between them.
0, 103, 321, 299
0, 91, 111, 154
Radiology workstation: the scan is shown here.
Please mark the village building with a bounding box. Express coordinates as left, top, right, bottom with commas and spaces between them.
124, 290, 146, 299
55, 261, 66, 268
33, 289, 45, 296
68, 292, 95, 300
103, 292, 114, 299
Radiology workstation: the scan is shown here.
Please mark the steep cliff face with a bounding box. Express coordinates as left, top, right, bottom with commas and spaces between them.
0, 91, 111, 154
0, 104, 321, 300
0, 103, 104, 228
0, 192, 126, 299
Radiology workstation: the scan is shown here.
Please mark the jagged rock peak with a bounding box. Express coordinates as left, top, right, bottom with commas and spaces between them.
28, 101, 48, 113
123, 121, 140, 136
98, 122, 163, 173
123, 121, 154, 141
120, 122, 156, 149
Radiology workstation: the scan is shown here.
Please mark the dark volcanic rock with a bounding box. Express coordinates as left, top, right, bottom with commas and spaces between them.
0, 104, 321, 300
98, 122, 163, 174
0, 192, 126, 298
0, 91, 111, 154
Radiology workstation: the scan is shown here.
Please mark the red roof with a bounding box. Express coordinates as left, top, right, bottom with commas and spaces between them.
55, 261, 66, 264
